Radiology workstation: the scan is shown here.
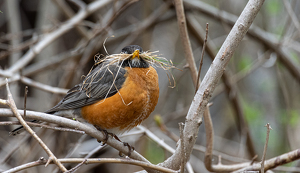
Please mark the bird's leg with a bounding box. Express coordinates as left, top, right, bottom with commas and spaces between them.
93, 125, 135, 156
94, 125, 114, 145
120, 142, 135, 157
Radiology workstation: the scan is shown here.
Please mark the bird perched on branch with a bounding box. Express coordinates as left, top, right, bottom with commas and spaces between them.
11, 45, 160, 154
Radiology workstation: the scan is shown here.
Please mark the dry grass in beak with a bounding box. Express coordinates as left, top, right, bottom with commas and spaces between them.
80, 50, 177, 97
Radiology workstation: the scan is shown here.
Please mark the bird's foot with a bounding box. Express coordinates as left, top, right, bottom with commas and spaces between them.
119, 142, 135, 157
94, 125, 117, 145
93, 125, 135, 156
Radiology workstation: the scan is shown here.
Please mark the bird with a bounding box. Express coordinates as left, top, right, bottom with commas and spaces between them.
10, 45, 160, 153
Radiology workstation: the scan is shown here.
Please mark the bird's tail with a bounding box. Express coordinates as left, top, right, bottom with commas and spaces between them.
9, 120, 39, 136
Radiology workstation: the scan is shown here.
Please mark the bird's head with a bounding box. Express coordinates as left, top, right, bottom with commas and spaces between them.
121, 45, 149, 68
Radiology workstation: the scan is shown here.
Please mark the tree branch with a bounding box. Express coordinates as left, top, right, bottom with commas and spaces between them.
0, 108, 150, 163
3, 157, 177, 173
174, 0, 198, 87
3, 0, 111, 74
1, 80, 67, 172
159, 0, 265, 170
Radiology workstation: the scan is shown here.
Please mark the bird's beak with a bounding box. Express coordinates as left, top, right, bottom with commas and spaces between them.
131, 50, 140, 59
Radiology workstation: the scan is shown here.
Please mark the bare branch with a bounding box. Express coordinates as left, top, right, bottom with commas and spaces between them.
3, 158, 177, 173
179, 122, 185, 173
195, 23, 208, 92
2, 80, 67, 172
23, 86, 28, 118
0, 121, 85, 134
234, 149, 300, 172
203, 103, 251, 172
0, 109, 150, 163
174, 0, 198, 87
159, 0, 265, 170
261, 123, 272, 173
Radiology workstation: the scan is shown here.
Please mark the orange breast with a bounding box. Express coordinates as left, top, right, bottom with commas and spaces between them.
81, 66, 159, 133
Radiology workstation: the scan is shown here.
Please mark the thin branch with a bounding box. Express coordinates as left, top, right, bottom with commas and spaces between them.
154, 115, 179, 142
3, 158, 177, 173
174, 0, 198, 87
233, 149, 300, 172
52, 0, 91, 40
2, 80, 67, 172
137, 126, 175, 154
179, 123, 185, 173
65, 159, 87, 173
261, 123, 272, 173
195, 23, 208, 93
0, 38, 38, 60
0, 121, 85, 134
203, 103, 251, 172
20, 77, 68, 94
24, 86, 28, 118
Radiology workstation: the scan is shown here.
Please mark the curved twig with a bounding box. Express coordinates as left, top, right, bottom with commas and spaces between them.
3, 157, 177, 173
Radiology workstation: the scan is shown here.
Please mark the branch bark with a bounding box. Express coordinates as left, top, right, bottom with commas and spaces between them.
1, 81, 67, 172
174, 0, 198, 87
0, 108, 150, 163
159, 0, 265, 170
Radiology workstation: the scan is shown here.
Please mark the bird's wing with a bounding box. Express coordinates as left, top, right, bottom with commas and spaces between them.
45, 63, 126, 113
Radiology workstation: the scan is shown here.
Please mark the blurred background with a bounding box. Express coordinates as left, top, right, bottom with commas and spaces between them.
0, 0, 300, 172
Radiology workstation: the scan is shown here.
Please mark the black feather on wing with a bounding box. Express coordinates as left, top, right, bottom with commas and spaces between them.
45, 63, 126, 113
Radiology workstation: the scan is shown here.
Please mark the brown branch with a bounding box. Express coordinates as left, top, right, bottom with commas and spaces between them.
23, 86, 28, 118
179, 123, 185, 173
261, 123, 272, 173
195, 23, 208, 92
174, 0, 198, 87
203, 103, 252, 172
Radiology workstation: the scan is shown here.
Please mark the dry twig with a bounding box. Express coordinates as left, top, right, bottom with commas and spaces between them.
195, 23, 208, 92
174, 0, 198, 87
203, 103, 251, 172
3, 157, 177, 173
261, 123, 272, 173
0, 80, 67, 172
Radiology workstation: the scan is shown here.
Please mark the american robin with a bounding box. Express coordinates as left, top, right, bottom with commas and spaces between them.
11, 45, 160, 148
